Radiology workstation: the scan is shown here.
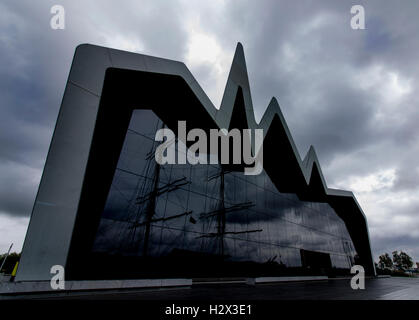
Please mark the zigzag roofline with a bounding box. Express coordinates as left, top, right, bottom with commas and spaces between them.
189, 43, 357, 203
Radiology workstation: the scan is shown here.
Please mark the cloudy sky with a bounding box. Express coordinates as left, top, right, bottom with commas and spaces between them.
1, 0, 418, 263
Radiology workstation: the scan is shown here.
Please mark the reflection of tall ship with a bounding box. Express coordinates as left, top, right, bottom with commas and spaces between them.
197, 167, 261, 258
112, 123, 262, 260
113, 123, 193, 257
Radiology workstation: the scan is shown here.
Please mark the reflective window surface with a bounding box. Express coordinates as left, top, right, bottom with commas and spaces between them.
91, 110, 357, 278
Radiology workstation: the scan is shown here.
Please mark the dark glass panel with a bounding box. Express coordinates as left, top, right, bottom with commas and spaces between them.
91, 109, 357, 279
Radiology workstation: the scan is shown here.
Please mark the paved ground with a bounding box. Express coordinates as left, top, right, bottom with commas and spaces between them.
6, 276, 418, 300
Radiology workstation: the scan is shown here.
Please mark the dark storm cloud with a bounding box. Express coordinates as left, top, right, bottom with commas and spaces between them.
0, 0, 419, 261
0, 0, 189, 219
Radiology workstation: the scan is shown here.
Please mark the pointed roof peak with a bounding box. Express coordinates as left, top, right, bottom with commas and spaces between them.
269, 97, 279, 106
232, 42, 246, 69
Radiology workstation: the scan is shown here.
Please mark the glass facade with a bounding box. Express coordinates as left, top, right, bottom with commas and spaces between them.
91, 109, 357, 278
